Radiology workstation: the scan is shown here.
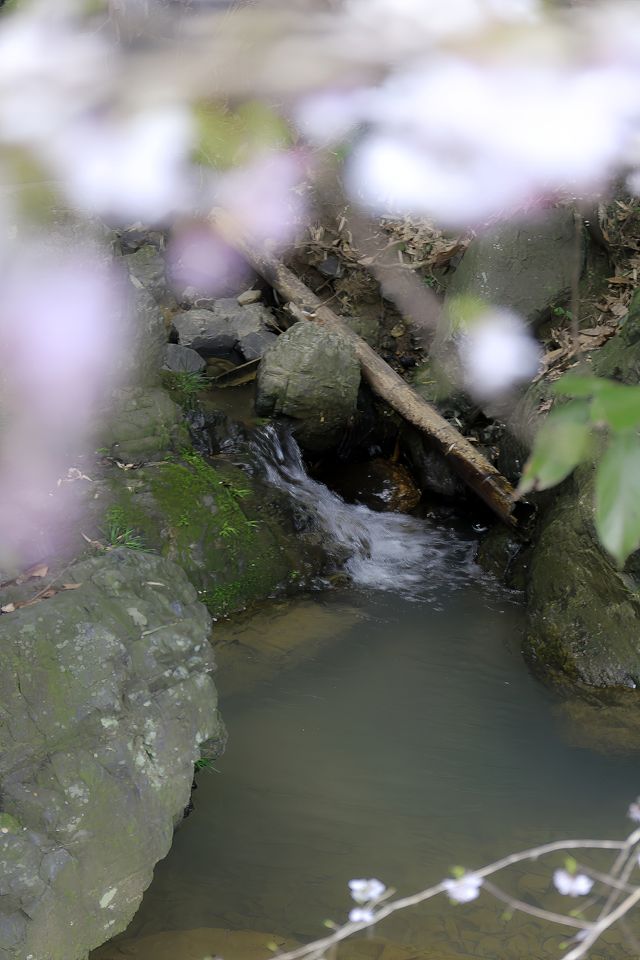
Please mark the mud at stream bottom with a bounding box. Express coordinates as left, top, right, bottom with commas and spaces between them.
91, 912, 624, 960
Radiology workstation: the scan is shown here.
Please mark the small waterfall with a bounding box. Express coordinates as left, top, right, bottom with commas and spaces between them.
251, 425, 479, 599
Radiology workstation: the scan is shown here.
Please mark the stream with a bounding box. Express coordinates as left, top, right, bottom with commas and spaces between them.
95, 426, 640, 960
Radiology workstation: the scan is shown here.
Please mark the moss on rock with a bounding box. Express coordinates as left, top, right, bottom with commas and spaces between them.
523, 290, 640, 688
525, 464, 640, 687
105, 451, 317, 616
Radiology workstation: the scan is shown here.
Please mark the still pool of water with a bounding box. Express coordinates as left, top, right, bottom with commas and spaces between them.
95, 528, 640, 960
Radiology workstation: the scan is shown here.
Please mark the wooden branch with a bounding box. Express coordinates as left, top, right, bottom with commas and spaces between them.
211, 210, 516, 525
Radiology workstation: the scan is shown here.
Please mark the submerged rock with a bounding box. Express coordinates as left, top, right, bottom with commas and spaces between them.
93, 927, 297, 960
331, 458, 421, 512
0, 549, 221, 960
256, 322, 360, 452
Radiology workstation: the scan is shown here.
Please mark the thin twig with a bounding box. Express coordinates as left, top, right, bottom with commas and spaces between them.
562, 885, 640, 960
272, 835, 637, 960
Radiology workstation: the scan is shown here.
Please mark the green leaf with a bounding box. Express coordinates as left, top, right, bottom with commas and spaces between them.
451, 865, 466, 879
595, 431, 640, 565
564, 856, 578, 875
517, 401, 593, 495
551, 374, 607, 399
590, 381, 640, 431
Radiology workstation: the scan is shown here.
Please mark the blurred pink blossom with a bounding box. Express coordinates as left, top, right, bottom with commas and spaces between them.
0, 241, 126, 568
344, 0, 538, 48
167, 223, 252, 298
0, 5, 109, 146
458, 308, 541, 398
342, 58, 640, 225
215, 151, 307, 248
49, 108, 194, 224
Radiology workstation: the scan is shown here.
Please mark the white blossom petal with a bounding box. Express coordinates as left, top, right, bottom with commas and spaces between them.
553, 869, 594, 897
458, 309, 541, 399
49, 108, 194, 224
443, 873, 483, 903
349, 907, 375, 923
348, 878, 387, 903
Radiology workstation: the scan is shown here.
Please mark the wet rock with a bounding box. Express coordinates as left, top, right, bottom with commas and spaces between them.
525, 462, 640, 687
445, 208, 583, 329
475, 525, 527, 589
402, 426, 463, 498
163, 343, 206, 374
332, 458, 421, 512
173, 299, 278, 361
0, 549, 221, 960
256, 322, 360, 452
101, 450, 329, 615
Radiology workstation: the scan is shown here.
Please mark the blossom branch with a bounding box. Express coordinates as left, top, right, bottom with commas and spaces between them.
272, 832, 640, 960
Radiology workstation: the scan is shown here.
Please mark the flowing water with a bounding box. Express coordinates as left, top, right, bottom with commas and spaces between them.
95, 427, 640, 960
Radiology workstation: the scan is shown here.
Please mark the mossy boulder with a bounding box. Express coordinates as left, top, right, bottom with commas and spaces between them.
525, 464, 640, 687
101, 385, 187, 462
101, 451, 324, 615
444, 208, 582, 329
256, 322, 360, 452
523, 289, 640, 687
0, 549, 222, 960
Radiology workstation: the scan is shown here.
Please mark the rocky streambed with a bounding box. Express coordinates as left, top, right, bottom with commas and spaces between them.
2, 203, 640, 959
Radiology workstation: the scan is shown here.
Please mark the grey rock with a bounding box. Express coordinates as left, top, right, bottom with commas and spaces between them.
401, 426, 463, 498
445, 208, 582, 329
173, 300, 277, 361
126, 245, 174, 307
236, 289, 262, 305
101, 385, 186, 462
101, 278, 184, 463
163, 343, 206, 374
117, 279, 169, 389
255, 322, 360, 451
0, 549, 221, 960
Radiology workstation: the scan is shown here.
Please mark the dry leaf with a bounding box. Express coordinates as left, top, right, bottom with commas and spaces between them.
62, 583, 82, 590
1, 603, 16, 613
16, 562, 49, 583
